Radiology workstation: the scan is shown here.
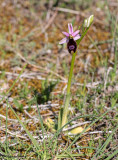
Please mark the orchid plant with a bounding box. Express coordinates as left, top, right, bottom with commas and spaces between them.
44, 15, 94, 133
58, 15, 94, 130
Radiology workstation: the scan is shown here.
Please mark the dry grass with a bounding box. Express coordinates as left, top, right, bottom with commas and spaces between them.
0, 0, 118, 159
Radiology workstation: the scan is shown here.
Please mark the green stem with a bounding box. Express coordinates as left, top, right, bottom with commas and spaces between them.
61, 51, 76, 128
60, 23, 93, 129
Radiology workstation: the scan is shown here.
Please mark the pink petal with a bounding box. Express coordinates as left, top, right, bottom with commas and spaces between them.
73, 34, 81, 41
59, 37, 68, 44
72, 30, 80, 37
62, 31, 69, 37
68, 23, 73, 34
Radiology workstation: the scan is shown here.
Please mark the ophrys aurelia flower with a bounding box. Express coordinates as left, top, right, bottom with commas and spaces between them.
59, 23, 81, 53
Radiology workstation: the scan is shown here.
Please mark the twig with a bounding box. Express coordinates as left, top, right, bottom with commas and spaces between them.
53, 7, 104, 25
74, 81, 102, 88
0, 70, 65, 82
24, 103, 59, 110
89, 38, 118, 48
0, 128, 27, 139
35, 11, 58, 36
83, 131, 112, 135
53, 7, 87, 17
16, 11, 58, 42
78, 136, 102, 144
24, 110, 35, 119
0, 114, 18, 122
63, 121, 91, 132
0, 70, 102, 89
7, 46, 67, 82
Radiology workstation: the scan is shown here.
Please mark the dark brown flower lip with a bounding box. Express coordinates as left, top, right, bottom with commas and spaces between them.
67, 38, 77, 54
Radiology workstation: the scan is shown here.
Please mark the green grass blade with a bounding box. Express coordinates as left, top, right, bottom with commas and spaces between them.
104, 149, 118, 160
35, 98, 47, 159
66, 105, 117, 151
0, 64, 27, 103
58, 150, 74, 160
5, 99, 8, 154
8, 103, 40, 151
92, 123, 118, 159
56, 153, 84, 158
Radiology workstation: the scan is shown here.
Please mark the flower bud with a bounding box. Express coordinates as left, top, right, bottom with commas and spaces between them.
84, 15, 94, 28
